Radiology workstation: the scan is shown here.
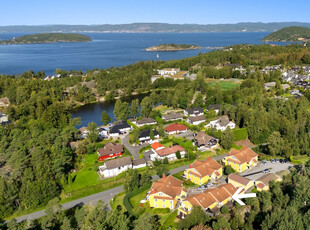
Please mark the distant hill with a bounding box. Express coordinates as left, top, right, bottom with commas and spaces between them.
1, 22, 310, 33
146, 43, 201, 51
262, 26, 310, 42
0, 33, 91, 44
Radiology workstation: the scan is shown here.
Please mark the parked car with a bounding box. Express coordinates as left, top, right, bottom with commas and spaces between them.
262, 160, 267, 165
270, 159, 275, 164
284, 158, 290, 163
207, 182, 213, 187
279, 159, 284, 164
275, 158, 279, 163
263, 168, 270, 174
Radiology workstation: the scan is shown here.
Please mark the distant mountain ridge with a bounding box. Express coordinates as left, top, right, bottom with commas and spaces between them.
1, 22, 310, 33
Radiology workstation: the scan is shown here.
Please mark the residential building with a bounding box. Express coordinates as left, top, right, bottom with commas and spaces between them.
228, 173, 254, 191
98, 127, 108, 138
205, 115, 236, 131
97, 142, 124, 161
79, 126, 88, 139
147, 175, 187, 209
98, 156, 132, 178
187, 115, 206, 125
138, 129, 159, 144
157, 68, 180, 76
206, 104, 220, 114
150, 142, 186, 161
194, 132, 218, 150
184, 107, 204, 117
132, 158, 147, 169
162, 112, 183, 122
255, 173, 282, 191
0, 112, 9, 124
165, 123, 188, 135
0, 97, 10, 107
136, 117, 157, 127
178, 183, 240, 217
184, 158, 223, 185
222, 146, 258, 173
264, 82, 276, 90
109, 120, 131, 137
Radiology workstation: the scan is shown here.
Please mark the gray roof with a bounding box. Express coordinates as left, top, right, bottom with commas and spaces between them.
218, 115, 230, 127
185, 107, 203, 115
162, 112, 183, 121
188, 115, 206, 123
105, 156, 132, 169
207, 104, 220, 110
143, 150, 153, 161
133, 158, 147, 166
136, 117, 157, 125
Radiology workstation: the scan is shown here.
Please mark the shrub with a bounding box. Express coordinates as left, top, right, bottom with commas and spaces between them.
176, 150, 181, 159
224, 165, 235, 175
221, 205, 229, 214
232, 128, 248, 141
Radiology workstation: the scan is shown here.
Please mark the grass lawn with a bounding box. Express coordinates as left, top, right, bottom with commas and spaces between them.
153, 104, 170, 112
162, 141, 173, 147
207, 81, 240, 90
111, 192, 126, 210
162, 210, 178, 229
291, 155, 310, 164
197, 150, 215, 160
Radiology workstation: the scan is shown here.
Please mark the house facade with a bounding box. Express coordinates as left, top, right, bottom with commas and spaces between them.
147, 175, 187, 209
228, 173, 254, 191
205, 115, 236, 131
98, 156, 132, 178
255, 173, 282, 191
97, 142, 124, 161
138, 129, 159, 144
157, 68, 180, 76
109, 120, 131, 137
162, 112, 183, 122
222, 146, 258, 173
184, 158, 223, 185
150, 142, 186, 161
136, 117, 157, 127
187, 115, 206, 125
164, 123, 188, 135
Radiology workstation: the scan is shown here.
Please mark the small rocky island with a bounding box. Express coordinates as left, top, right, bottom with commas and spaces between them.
0, 33, 92, 45
262, 26, 310, 42
146, 43, 201, 51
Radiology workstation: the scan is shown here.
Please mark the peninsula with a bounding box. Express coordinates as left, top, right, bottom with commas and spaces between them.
0, 33, 92, 45
262, 26, 310, 42
146, 43, 201, 51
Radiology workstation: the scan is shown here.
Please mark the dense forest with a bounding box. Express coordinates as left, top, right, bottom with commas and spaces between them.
262, 26, 310, 42
0, 43, 310, 224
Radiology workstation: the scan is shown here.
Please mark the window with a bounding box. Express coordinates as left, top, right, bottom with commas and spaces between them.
155, 204, 158, 207
188, 207, 191, 211
159, 192, 162, 196
163, 199, 165, 202
163, 205, 165, 208
155, 199, 157, 202
170, 200, 173, 204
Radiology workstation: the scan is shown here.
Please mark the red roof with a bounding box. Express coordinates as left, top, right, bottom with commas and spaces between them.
257, 183, 265, 189
151, 142, 163, 150
165, 123, 188, 133
156, 145, 185, 157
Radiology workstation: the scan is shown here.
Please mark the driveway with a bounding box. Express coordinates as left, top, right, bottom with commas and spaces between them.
175, 130, 194, 140
122, 134, 148, 160
240, 161, 292, 181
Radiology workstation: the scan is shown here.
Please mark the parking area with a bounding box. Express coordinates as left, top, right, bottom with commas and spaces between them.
240, 160, 293, 181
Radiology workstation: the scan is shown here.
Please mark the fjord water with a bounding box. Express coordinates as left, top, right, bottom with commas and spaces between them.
0, 32, 276, 75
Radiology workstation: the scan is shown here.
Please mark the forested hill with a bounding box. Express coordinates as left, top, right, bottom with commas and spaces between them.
0, 33, 91, 45
1, 22, 310, 33
262, 26, 310, 41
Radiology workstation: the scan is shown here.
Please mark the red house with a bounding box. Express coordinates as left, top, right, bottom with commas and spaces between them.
164, 123, 188, 135
97, 142, 124, 161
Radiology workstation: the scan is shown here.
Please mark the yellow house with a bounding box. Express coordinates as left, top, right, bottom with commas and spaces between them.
178, 183, 240, 217
228, 173, 255, 191
184, 158, 223, 185
147, 175, 187, 209
255, 173, 282, 191
222, 146, 258, 173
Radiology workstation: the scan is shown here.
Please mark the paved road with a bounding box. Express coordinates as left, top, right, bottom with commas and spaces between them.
11, 153, 228, 224
122, 135, 148, 159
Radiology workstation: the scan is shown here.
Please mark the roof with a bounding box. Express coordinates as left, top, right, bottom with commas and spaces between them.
151, 142, 163, 150
136, 117, 157, 125
79, 126, 88, 133
265, 82, 276, 87
165, 123, 188, 133
194, 132, 215, 146
139, 129, 159, 139
218, 115, 230, 127
228, 146, 258, 164
184, 192, 217, 209
105, 156, 132, 169
156, 145, 185, 157
228, 173, 251, 187
162, 112, 183, 121
185, 107, 203, 115
149, 175, 183, 198
256, 183, 265, 189
97, 142, 124, 157
207, 104, 220, 110
188, 158, 222, 178
256, 173, 281, 186
188, 115, 206, 123
110, 120, 131, 134
132, 158, 147, 166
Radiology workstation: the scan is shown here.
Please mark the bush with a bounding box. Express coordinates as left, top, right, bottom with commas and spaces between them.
221, 205, 229, 214
232, 128, 248, 141
224, 165, 235, 175
176, 150, 181, 159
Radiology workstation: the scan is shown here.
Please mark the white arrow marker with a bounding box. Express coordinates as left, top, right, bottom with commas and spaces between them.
232, 187, 256, 205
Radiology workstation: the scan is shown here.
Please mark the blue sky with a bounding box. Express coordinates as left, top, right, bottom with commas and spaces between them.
1, 0, 310, 26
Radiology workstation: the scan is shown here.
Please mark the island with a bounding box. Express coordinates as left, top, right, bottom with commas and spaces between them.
262, 26, 310, 42
0, 33, 92, 45
146, 43, 202, 51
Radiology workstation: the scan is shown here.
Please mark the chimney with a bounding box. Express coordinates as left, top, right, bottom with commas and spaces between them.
163, 174, 166, 179
242, 145, 246, 150
228, 152, 231, 156
208, 156, 210, 160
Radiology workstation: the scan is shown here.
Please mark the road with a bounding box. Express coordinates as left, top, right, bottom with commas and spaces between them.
122, 134, 148, 159
11, 153, 228, 223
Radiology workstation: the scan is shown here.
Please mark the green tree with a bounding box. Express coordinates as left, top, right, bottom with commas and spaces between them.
134, 212, 160, 230
87, 122, 99, 143
221, 205, 229, 214
101, 111, 111, 125
212, 217, 231, 230
176, 150, 181, 159
178, 206, 209, 230
267, 131, 284, 156
156, 165, 169, 178
221, 127, 234, 149
131, 99, 140, 118
140, 96, 152, 117
150, 129, 155, 140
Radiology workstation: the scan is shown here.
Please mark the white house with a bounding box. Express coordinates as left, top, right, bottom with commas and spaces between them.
184, 107, 204, 117
149, 142, 186, 161
138, 129, 160, 144
109, 121, 131, 137
79, 126, 88, 139
206, 115, 235, 131
187, 115, 206, 125
157, 68, 180, 76
99, 156, 132, 177
132, 158, 147, 169
98, 127, 109, 138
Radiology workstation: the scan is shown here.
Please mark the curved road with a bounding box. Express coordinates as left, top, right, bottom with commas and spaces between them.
11, 153, 227, 223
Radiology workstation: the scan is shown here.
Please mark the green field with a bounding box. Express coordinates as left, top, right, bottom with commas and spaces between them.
208, 81, 240, 90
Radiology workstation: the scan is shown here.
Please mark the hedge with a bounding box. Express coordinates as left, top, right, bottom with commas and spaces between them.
123, 184, 152, 216
232, 128, 248, 141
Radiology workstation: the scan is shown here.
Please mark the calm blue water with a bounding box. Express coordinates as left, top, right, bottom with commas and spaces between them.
0, 32, 287, 75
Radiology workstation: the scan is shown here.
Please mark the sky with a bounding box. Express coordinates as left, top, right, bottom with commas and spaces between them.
1, 0, 310, 26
